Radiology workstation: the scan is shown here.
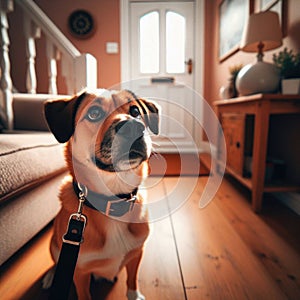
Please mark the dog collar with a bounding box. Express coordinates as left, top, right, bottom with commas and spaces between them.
72, 180, 137, 217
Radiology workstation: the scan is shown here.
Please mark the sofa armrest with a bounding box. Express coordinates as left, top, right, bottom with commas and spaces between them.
13, 93, 68, 131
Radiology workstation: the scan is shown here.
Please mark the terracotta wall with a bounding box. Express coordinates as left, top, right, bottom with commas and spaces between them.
9, 0, 120, 93
203, 0, 300, 143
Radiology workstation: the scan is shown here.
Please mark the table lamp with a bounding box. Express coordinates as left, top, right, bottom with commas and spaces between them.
236, 10, 282, 96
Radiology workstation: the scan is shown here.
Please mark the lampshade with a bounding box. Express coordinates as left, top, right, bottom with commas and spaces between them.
240, 10, 282, 52
236, 11, 282, 96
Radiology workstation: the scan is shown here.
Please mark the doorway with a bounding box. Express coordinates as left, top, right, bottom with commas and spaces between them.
121, 0, 204, 152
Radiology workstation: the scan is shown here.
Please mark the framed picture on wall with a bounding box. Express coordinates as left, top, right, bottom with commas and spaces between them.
219, 0, 253, 62
259, 0, 279, 10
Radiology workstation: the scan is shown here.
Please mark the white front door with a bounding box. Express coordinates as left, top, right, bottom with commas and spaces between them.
123, 1, 201, 153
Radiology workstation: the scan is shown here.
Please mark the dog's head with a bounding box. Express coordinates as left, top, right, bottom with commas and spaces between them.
44, 89, 160, 196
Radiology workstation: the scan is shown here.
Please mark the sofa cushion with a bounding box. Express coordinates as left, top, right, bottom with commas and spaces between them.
0, 173, 65, 266
0, 132, 66, 203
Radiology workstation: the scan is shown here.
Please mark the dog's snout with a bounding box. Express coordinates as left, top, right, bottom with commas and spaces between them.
115, 119, 145, 138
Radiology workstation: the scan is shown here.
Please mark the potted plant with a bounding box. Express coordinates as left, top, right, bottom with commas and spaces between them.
273, 48, 300, 94
220, 64, 243, 99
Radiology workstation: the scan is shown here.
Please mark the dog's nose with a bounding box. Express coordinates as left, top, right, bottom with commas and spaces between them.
115, 119, 145, 138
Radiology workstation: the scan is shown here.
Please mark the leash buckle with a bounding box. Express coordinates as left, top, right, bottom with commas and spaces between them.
62, 182, 88, 245
62, 213, 87, 246
76, 182, 88, 218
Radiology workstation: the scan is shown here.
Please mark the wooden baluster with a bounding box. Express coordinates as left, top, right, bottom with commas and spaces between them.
46, 40, 59, 94
0, 0, 14, 130
24, 16, 40, 94
62, 57, 75, 94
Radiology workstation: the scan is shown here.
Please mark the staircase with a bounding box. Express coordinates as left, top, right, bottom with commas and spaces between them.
0, 0, 97, 130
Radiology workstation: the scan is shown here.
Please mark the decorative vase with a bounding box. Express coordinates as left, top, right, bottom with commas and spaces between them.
281, 78, 300, 94
236, 61, 280, 96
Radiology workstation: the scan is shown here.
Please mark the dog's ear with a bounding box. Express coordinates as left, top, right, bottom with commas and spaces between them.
142, 99, 160, 135
44, 92, 86, 143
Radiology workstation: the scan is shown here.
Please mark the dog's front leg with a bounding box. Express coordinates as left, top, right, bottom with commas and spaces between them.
74, 271, 92, 300
126, 250, 145, 300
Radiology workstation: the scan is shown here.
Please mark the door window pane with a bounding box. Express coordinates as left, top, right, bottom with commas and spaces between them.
166, 11, 185, 74
140, 11, 159, 74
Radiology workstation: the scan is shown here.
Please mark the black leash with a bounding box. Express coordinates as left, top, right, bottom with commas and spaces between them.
49, 186, 87, 300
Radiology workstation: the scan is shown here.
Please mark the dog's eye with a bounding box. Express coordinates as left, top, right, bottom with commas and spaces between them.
130, 106, 140, 118
86, 106, 104, 122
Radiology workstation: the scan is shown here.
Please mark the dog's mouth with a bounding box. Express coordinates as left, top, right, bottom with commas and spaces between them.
95, 157, 115, 172
95, 148, 147, 172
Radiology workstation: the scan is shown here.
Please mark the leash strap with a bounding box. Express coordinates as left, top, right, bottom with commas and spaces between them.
49, 189, 87, 300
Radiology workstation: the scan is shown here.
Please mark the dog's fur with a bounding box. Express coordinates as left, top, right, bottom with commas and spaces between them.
43, 90, 160, 300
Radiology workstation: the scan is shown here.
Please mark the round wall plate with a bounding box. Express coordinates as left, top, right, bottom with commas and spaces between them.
68, 10, 95, 39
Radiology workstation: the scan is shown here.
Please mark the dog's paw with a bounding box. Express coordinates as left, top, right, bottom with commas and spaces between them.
127, 289, 145, 300
42, 267, 55, 289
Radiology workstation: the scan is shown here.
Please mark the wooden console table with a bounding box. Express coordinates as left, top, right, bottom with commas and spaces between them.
214, 94, 300, 212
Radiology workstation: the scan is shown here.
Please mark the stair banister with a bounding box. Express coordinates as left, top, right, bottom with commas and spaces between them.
0, 0, 97, 130
15, 0, 97, 93
15, 0, 80, 59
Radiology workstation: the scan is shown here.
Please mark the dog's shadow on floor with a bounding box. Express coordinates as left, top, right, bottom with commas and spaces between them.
90, 276, 119, 299
24, 271, 125, 300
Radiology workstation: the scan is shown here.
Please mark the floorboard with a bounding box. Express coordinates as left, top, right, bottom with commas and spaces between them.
214, 177, 300, 300
168, 177, 286, 299
0, 225, 54, 300
138, 179, 186, 300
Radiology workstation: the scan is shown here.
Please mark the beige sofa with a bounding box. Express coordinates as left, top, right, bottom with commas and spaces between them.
0, 95, 67, 266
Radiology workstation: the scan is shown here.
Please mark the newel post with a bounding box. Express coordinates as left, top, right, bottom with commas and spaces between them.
74, 53, 97, 92
0, 0, 13, 130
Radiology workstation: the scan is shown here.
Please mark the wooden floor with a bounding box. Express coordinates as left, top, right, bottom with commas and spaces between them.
1, 175, 300, 299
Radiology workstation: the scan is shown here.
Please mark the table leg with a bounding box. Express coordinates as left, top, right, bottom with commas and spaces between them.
216, 108, 225, 175
251, 101, 270, 212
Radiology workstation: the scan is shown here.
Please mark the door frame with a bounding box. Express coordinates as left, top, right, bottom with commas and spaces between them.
120, 0, 205, 151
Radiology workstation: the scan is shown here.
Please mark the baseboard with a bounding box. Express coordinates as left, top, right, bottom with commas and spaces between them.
198, 151, 300, 216
273, 192, 300, 215
149, 153, 209, 176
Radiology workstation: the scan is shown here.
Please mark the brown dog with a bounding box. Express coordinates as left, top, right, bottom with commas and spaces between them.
42, 90, 160, 300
